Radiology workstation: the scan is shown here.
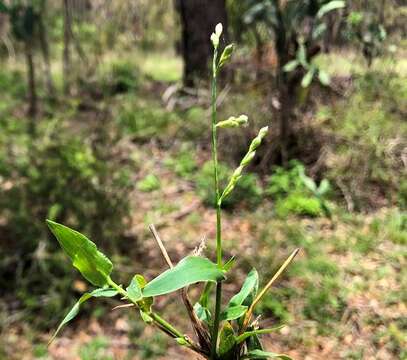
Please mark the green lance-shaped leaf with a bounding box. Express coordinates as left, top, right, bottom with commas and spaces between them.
143, 256, 226, 297
301, 67, 316, 88
283, 60, 299, 72
219, 322, 237, 359
49, 288, 118, 344
218, 43, 234, 68
318, 70, 330, 86
228, 268, 259, 308
316, 0, 345, 19
220, 305, 248, 321
243, 349, 292, 359
236, 325, 285, 345
216, 114, 248, 129
46, 220, 113, 287
220, 126, 268, 204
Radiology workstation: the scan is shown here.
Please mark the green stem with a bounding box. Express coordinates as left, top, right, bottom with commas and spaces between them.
107, 277, 184, 340
210, 47, 222, 360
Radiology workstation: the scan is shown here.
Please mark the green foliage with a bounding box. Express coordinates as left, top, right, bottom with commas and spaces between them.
0, 116, 133, 327
266, 161, 331, 217
324, 72, 406, 209
164, 145, 197, 179
346, 10, 387, 66
50, 288, 118, 344
137, 174, 161, 192
143, 256, 226, 297
79, 336, 113, 360
196, 161, 262, 209
46, 221, 114, 287
100, 59, 140, 94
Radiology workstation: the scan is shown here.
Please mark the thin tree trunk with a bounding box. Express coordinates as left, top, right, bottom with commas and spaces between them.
25, 40, 37, 131
38, 15, 56, 98
63, 0, 72, 95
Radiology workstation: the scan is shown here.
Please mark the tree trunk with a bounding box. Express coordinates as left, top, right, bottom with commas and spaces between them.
176, 0, 228, 87
25, 40, 37, 131
38, 15, 56, 98
63, 0, 72, 95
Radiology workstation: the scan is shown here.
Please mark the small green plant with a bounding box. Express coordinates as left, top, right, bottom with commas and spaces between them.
266, 161, 331, 217
137, 174, 161, 192
47, 24, 298, 359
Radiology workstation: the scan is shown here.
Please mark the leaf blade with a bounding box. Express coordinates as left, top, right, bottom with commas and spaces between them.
49, 288, 117, 344
47, 220, 113, 287
143, 256, 225, 297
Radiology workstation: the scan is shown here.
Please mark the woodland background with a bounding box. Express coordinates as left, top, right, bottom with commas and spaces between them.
0, 0, 406, 359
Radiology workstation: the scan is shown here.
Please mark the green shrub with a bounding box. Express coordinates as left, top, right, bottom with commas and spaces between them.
324, 71, 406, 209
196, 160, 262, 209
164, 145, 197, 179
266, 160, 331, 217
137, 174, 161, 192
101, 59, 140, 94
0, 118, 133, 327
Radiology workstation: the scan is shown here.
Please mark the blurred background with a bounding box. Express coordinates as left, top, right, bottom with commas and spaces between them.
0, 0, 405, 359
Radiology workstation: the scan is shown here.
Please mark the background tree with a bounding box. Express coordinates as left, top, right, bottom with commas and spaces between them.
176, 0, 228, 87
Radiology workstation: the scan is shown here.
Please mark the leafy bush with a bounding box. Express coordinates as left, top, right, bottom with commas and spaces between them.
266, 160, 331, 217
101, 59, 140, 94
196, 160, 262, 209
0, 118, 133, 326
137, 174, 161, 192
324, 71, 406, 209
164, 145, 197, 179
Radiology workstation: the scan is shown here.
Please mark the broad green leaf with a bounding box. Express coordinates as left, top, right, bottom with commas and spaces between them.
318, 70, 331, 86
219, 322, 236, 359
243, 349, 292, 360
301, 68, 315, 88
126, 275, 143, 303
236, 325, 285, 345
229, 268, 259, 308
142, 256, 225, 297
49, 288, 117, 344
317, 0, 345, 19
220, 305, 248, 321
47, 220, 113, 287
283, 60, 299, 72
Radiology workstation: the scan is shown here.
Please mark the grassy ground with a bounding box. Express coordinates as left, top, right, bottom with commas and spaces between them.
0, 47, 406, 359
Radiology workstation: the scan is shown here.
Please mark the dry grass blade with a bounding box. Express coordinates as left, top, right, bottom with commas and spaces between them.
241, 248, 300, 332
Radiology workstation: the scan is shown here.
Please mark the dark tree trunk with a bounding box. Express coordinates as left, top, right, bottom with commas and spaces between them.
25, 40, 37, 131
63, 0, 72, 95
38, 14, 56, 98
176, 0, 228, 87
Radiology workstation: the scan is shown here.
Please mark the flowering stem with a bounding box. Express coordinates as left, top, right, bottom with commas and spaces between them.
210, 45, 222, 360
